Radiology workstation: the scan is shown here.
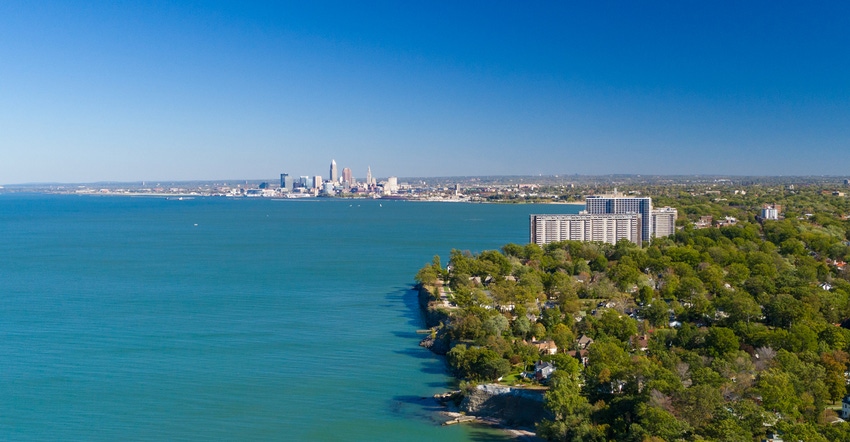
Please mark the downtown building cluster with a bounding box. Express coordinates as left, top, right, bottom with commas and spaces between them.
530, 195, 677, 247
279, 159, 399, 197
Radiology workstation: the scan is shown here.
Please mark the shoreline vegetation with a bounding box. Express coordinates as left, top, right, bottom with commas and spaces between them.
415, 183, 850, 441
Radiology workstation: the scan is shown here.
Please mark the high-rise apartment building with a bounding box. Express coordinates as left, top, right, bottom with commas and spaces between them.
530, 213, 642, 247
586, 196, 652, 244
651, 207, 677, 238
330, 159, 338, 183
761, 204, 780, 220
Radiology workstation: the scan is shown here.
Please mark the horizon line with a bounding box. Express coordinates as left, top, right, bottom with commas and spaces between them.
3, 173, 850, 187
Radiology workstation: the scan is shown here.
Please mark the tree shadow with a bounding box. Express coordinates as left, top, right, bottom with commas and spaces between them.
385, 287, 452, 373
390, 286, 430, 327
464, 426, 517, 441
387, 394, 448, 427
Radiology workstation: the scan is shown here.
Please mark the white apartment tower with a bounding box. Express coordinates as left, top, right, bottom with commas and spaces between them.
651, 207, 678, 238
586, 196, 652, 244
761, 204, 780, 220
530, 214, 642, 247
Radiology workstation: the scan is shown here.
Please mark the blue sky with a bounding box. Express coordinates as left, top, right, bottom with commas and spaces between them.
1, 1, 848, 183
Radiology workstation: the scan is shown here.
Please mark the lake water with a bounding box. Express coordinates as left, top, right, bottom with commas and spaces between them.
0, 194, 580, 441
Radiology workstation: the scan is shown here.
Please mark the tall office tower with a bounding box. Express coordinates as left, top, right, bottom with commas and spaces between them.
280, 173, 293, 192
651, 207, 678, 238
586, 196, 652, 244
366, 166, 372, 187
313, 175, 323, 189
299, 176, 311, 188
330, 159, 338, 183
342, 167, 352, 186
529, 213, 642, 247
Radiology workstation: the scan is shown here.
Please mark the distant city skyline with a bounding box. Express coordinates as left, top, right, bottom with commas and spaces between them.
1, 2, 848, 185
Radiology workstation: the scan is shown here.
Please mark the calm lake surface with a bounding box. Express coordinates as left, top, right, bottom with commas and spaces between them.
0, 194, 580, 441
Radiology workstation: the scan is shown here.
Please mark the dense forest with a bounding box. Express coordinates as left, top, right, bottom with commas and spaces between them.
416, 185, 850, 441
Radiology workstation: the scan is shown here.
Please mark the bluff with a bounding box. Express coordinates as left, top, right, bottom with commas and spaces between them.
460, 384, 550, 428
416, 284, 452, 355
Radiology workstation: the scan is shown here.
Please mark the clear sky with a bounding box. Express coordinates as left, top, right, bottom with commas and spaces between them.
1, 1, 848, 184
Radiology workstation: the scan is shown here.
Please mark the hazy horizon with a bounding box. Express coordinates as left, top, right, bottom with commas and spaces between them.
2, 2, 848, 183
5, 173, 849, 188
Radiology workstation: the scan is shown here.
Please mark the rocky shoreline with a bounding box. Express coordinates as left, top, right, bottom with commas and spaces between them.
416, 284, 547, 440
416, 285, 452, 354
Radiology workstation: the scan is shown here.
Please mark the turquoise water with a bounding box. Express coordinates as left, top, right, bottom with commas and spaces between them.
0, 195, 580, 441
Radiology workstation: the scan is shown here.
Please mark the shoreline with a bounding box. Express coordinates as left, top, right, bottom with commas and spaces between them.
440, 412, 543, 441
9, 191, 588, 206
417, 286, 546, 440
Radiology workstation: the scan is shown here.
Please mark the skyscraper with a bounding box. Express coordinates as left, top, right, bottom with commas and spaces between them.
386, 176, 399, 194
586, 196, 652, 244
330, 159, 338, 183
342, 167, 352, 186
280, 173, 293, 192
366, 166, 372, 187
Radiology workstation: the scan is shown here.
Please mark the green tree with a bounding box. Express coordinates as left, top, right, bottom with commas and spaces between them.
414, 264, 438, 286
537, 371, 605, 442
551, 323, 575, 353
756, 368, 801, 418
675, 384, 723, 429
633, 402, 690, 441
482, 314, 509, 337
642, 301, 669, 328
474, 349, 511, 381
704, 327, 739, 358
532, 323, 547, 341
512, 315, 531, 339
589, 254, 608, 272
715, 292, 761, 325
585, 339, 631, 397
820, 351, 849, 404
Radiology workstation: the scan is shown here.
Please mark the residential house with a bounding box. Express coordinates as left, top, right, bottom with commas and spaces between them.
631, 334, 650, 352
716, 216, 738, 227
842, 395, 850, 420
694, 216, 713, 229
533, 340, 558, 355
567, 349, 589, 367
576, 334, 594, 350
534, 361, 556, 381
